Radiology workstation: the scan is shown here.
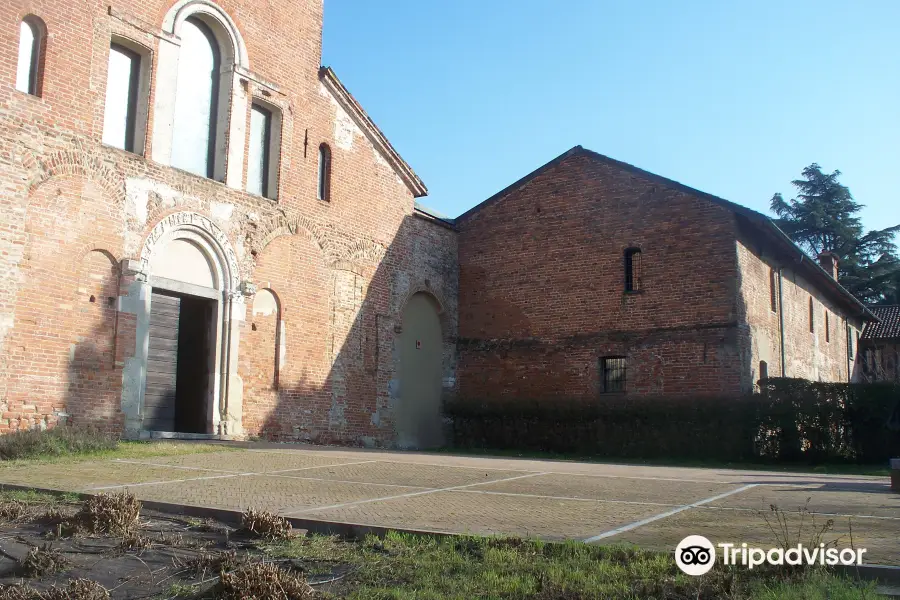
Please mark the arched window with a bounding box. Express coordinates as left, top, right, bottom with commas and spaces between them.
317, 143, 332, 201
171, 17, 221, 179
16, 17, 44, 96
103, 41, 151, 154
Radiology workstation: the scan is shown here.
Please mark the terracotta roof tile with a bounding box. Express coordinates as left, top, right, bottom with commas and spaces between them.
863, 305, 900, 340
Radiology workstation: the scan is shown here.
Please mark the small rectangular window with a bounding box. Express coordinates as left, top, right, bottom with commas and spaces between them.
247, 102, 281, 200
825, 311, 830, 342
808, 297, 814, 333
624, 248, 642, 292
769, 268, 778, 313
601, 357, 626, 393
103, 44, 142, 152
848, 327, 855, 360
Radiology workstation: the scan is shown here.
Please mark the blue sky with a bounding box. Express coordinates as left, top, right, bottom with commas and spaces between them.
322, 1, 899, 231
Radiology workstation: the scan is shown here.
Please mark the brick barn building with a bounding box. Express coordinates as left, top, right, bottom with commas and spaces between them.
455, 146, 874, 401
0, 1, 878, 447
0, 0, 458, 446
859, 305, 900, 383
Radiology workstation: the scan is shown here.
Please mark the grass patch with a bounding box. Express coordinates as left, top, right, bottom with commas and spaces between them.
0, 426, 236, 467
0, 427, 117, 461
426, 447, 891, 477
261, 532, 879, 600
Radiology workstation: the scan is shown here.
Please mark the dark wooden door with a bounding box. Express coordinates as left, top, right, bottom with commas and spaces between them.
145, 292, 180, 431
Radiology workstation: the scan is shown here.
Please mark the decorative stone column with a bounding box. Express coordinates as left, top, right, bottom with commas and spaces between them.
117, 259, 152, 439
217, 281, 254, 438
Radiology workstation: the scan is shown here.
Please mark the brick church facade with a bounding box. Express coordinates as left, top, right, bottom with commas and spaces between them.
0, 0, 457, 445
0, 1, 876, 446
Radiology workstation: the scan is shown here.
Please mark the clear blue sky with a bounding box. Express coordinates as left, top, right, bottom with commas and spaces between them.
322, 1, 899, 231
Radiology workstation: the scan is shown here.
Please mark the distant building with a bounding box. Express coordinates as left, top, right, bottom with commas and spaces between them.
859, 306, 900, 383
455, 146, 874, 401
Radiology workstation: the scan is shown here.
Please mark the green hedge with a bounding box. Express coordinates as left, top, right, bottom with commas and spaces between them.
445, 379, 900, 464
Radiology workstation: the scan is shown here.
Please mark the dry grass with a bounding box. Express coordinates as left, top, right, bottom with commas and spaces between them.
0, 579, 109, 600
18, 543, 69, 577
241, 509, 293, 540
0, 501, 28, 523
211, 562, 313, 600
71, 492, 141, 536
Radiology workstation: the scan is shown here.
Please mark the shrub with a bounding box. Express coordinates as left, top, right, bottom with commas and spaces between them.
0, 426, 118, 461
72, 492, 142, 536
446, 380, 900, 464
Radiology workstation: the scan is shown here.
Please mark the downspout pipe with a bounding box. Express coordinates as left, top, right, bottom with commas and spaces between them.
778, 267, 786, 377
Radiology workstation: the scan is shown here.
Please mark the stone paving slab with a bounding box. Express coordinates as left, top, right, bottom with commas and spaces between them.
309, 488, 669, 540
606, 500, 900, 565
119, 473, 425, 514
116, 450, 357, 473
706, 482, 900, 519
474, 472, 739, 506
0, 462, 197, 491
289, 460, 531, 489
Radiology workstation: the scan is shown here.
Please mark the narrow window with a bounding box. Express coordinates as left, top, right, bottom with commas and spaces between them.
16, 18, 43, 95
769, 268, 778, 313
247, 103, 274, 198
624, 248, 642, 292
171, 17, 221, 179
102, 44, 142, 152
808, 297, 814, 333
317, 143, 332, 201
825, 311, 830, 342
600, 357, 626, 393
848, 327, 855, 360
759, 360, 768, 382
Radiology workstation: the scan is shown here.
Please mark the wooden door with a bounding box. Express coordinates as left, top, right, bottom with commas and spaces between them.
145, 292, 180, 431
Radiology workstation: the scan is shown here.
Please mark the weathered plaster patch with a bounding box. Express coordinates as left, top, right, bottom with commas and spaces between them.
319, 82, 360, 150
210, 201, 235, 223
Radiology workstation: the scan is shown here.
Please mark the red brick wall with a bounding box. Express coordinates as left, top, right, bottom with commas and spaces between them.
456, 153, 745, 400
0, 0, 458, 444
735, 224, 862, 386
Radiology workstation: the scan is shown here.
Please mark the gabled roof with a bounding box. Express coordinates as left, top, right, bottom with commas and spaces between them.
863, 305, 900, 340
456, 145, 875, 321
318, 67, 427, 198
414, 201, 456, 230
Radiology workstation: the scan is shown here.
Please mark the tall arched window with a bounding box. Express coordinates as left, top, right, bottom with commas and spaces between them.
16, 17, 44, 96
317, 143, 332, 201
171, 17, 221, 179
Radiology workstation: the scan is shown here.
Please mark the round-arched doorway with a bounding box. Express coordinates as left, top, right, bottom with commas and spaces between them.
136, 212, 240, 437
397, 292, 443, 448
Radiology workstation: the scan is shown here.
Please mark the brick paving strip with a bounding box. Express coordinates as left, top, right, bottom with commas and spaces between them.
1, 447, 897, 564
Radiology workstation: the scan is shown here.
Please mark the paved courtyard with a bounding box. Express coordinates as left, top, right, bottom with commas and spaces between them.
1, 445, 898, 564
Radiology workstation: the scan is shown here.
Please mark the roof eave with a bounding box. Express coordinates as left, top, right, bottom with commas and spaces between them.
318, 67, 428, 198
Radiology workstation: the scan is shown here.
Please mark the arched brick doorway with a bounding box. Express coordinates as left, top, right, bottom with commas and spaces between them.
397, 292, 443, 448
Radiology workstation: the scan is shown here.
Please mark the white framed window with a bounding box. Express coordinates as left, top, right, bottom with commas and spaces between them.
16, 17, 45, 96
152, 1, 251, 188
171, 17, 223, 179
102, 40, 151, 154
246, 101, 281, 199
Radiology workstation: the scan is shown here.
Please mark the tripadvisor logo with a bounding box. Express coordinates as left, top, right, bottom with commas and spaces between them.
675, 535, 866, 575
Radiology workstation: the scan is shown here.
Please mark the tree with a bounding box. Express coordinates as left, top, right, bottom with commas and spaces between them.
770, 164, 900, 305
